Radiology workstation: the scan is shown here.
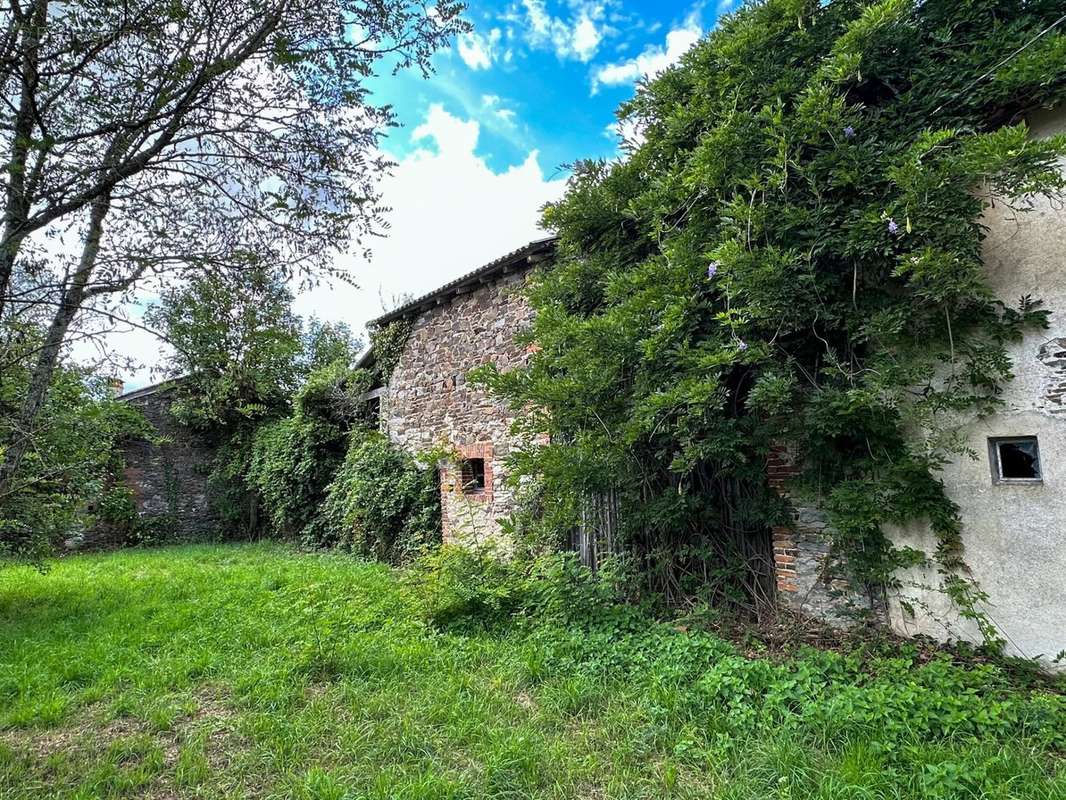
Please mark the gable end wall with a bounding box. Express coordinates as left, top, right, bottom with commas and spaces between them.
384, 270, 535, 545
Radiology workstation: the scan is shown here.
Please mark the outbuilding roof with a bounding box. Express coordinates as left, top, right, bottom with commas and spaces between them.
366, 235, 557, 329
355, 236, 557, 371
116, 378, 182, 402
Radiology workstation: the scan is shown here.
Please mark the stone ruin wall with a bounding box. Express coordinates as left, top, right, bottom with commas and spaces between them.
384, 270, 535, 546
767, 109, 1066, 668
767, 445, 885, 626
119, 386, 219, 538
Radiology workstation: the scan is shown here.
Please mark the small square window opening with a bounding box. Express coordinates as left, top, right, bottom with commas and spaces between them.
460, 458, 486, 493
989, 436, 1042, 484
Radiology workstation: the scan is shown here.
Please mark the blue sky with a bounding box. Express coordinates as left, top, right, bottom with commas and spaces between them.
116, 0, 735, 388
370, 0, 720, 174
289, 0, 733, 329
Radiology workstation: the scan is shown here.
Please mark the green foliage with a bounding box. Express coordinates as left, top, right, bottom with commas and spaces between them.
478, 0, 1066, 630
367, 319, 412, 384
1, 544, 1061, 799
300, 319, 363, 375
0, 349, 150, 564
145, 268, 304, 430
411, 543, 520, 630
148, 275, 374, 540
247, 415, 348, 538
294, 361, 373, 429
309, 432, 440, 562
413, 543, 637, 633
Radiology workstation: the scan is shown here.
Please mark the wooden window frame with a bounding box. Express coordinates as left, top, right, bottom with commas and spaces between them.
988, 436, 1043, 485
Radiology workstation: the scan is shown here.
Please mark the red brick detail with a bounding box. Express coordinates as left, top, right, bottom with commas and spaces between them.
442, 442, 494, 504
766, 444, 799, 493
768, 445, 801, 594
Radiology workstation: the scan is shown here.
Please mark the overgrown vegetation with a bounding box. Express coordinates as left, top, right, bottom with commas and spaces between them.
0, 340, 149, 563
143, 269, 437, 556
0, 0, 467, 524
1, 544, 1062, 799
310, 433, 440, 560
477, 0, 1066, 630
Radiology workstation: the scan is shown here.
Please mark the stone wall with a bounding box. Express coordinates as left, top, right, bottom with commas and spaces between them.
767, 446, 883, 625
883, 107, 1066, 667
385, 270, 535, 545
120, 385, 219, 537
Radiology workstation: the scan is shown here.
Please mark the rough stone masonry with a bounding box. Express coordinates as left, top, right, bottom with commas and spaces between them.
118, 382, 219, 538
375, 239, 553, 546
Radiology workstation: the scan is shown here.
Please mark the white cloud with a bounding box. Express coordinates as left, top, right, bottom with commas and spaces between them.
572, 13, 603, 61
105, 105, 563, 390
292, 104, 565, 340
591, 14, 702, 93
481, 93, 518, 126
516, 0, 613, 62
457, 28, 502, 70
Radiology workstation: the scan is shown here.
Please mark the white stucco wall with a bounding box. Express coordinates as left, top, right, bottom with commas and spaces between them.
887, 108, 1066, 667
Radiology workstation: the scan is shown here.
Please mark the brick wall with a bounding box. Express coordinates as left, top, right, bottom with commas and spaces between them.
385, 270, 535, 546
766, 445, 883, 625
767, 445, 799, 594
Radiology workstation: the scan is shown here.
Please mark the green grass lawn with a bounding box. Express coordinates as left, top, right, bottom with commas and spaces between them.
0, 544, 1062, 799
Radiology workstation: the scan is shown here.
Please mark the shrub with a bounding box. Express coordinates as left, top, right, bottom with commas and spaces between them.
293, 360, 372, 429
410, 544, 519, 630
247, 416, 347, 537
474, 0, 1066, 627
309, 432, 440, 562
0, 366, 151, 564
411, 545, 636, 633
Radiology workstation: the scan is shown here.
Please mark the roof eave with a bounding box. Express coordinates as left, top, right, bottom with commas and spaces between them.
366, 235, 556, 329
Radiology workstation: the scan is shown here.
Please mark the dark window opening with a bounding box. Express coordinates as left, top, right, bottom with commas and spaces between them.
989, 437, 1042, 483
460, 458, 486, 493
364, 395, 380, 425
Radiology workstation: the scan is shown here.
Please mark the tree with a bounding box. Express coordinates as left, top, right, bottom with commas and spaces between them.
0, 330, 149, 562
143, 268, 304, 429
145, 268, 372, 539
477, 0, 1066, 620
0, 0, 467, 502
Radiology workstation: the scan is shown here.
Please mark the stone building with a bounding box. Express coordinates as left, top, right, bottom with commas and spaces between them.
117, 381, 219, 537
106, 112, 1063, 666
360, 237, 555, 545
770, 107, 1066, 667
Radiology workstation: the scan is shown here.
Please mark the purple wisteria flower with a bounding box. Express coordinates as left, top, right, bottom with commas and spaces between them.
843, 125, 856, 138
707, 260, 720, 279
887, 218, 900, 235
737, 340, 748, 352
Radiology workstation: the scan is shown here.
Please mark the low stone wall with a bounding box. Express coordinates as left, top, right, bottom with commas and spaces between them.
767, 445, 884, 625
120, 385, 219, 537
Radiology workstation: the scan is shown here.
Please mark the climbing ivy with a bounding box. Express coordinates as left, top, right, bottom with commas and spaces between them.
477, 0, 1066, 635
368, 319, 413, 385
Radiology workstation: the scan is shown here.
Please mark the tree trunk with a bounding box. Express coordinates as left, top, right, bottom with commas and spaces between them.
0, 0, 49, 321
0, 191, 111, 499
